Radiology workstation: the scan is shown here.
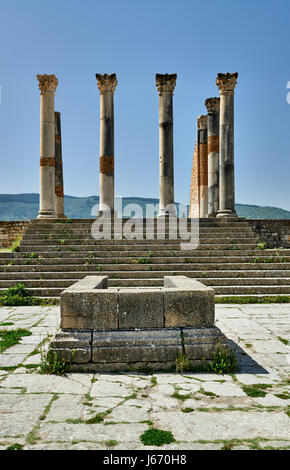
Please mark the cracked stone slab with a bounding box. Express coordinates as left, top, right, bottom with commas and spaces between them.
0, 393, 51, 413
150, 410, 290, 441
36, 422, 148, 443
0, 374, 91, 394
90, 380, 134, 398
0, 412, 42, 438
201, 382, 247, 397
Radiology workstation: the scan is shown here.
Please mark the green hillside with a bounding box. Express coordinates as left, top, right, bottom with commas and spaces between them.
0, 193, 289, 220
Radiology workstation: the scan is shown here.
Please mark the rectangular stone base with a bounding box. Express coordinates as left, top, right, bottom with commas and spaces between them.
48, 326, 227, 372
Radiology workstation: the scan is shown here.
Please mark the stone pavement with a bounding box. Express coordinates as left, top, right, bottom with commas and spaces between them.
0, 304, 289, 451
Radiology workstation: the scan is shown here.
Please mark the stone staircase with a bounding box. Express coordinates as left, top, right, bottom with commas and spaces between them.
0, 218, 290, 298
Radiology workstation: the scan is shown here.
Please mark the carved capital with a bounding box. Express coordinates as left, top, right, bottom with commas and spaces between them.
216, 73, 238, 94
37, 74, 58, 93
155, 74, 177, 94
205, 97, 220, 114
197, 115, 207, 130
96, 74, 118, 93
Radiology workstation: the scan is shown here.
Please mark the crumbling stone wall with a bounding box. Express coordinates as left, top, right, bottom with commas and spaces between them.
0, 221, 29, 248
247, 220, 290, 248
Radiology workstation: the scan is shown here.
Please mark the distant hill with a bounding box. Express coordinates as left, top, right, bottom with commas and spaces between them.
0, 193, 290, 220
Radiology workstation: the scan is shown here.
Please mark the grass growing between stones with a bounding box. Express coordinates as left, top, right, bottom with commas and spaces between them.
0, 235, 22, 253
0, 328, 32, 353
171, 390, 192, 402
208, 344, 238, 375
242, 384, 272, 398
140, 428, 175, 447
0, 283, 59, 306
215, 295, 290, 304
39, 351, 67, 376
5, 443, 24, 451
175, 344, 239, 376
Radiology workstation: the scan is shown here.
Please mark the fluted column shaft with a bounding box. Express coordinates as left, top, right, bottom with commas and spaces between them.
216, 73, 238, 218
37, 74, 58, 219
54, 111, 66, 218
156, 74, 177, 217
205, 97, 220, 217
96, 74, 117, 214
197, 115, 208, 218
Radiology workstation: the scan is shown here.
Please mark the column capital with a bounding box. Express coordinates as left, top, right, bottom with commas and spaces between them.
216, 73, 238, 94
205, 97, 220, 114
197, 115, 208, 130
155, 74, 177, 94
37, 74, 58, 93
96, 73, 118, 93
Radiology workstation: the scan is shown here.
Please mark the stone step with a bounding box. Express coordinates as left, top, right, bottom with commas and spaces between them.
2, 255, 290, 266
24, 226, 254, 235
2, 281, 290, 296
2, 248, 289, 259
20, 236, 257, 246
1, 269, 289, 280
23, 227, 254, 236
28, 218, 248, 227
213, 285, 290, 295
17, 243, 259, 253
203, 277, 290, 286
0, 275, 289, 288
2, 262, 290, 273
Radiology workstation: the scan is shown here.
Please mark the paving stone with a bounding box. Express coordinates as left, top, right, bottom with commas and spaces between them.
105, 404, 149, 423
23, 443, 108, 450
22, 354, 42, 365
36, 422, 148, 443
0, 374, 90, 394
253, 394, 290, 407
0, 354, 28, 368
259, 440, 290, 449
0, 393, 51, 413
149, 392, 181, 409
150, 410, 290, 441
232, 445, 251, 450
0, 412, 42, 437
235, 374, 277, 385
45, 394, 84, 422
201, 382, 247, 397
90, 380, 134, 398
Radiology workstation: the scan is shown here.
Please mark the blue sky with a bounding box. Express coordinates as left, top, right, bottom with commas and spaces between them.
0, 0, 290, 209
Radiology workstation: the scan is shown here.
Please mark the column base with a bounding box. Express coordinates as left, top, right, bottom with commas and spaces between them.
158, 208, 177, 218
37, 211, 57, 219
216, 209, 238, 219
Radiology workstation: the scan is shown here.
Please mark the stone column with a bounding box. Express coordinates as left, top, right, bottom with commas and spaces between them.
197, 115, 208, 218
205, 97, 220, 217
216, 73, 238, 218
189, 139, 200, 218
95, 73, 117, 215
54, 111, 66, 219
37, 74, 58, 219
155, 74, 177, 217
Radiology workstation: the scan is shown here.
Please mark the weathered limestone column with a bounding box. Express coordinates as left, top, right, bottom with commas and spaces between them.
155, 74, 177, 217
197, 115, 208, 218
37, 74, 58, 219
216, 73, 238, 218
205, 97, 220, 217
95, 74, 118, 215
54, 111, 66, 219
189, 139, 200, 218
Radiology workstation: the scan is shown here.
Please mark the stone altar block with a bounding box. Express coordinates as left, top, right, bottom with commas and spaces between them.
49, 276, 227, 371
